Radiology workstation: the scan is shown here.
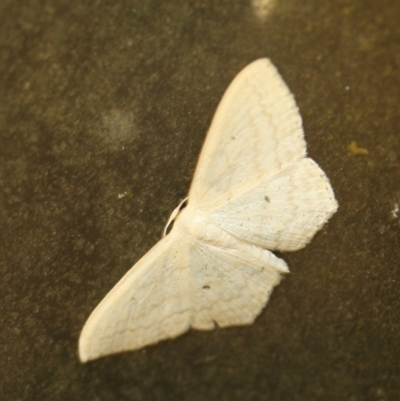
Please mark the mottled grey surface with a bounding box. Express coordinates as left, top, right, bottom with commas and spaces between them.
1, 0, 399, 400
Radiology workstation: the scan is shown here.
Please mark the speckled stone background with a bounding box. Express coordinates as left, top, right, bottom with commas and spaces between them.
1, 0, 399, 400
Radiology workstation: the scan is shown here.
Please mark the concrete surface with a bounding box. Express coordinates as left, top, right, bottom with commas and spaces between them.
1, 0, 399, 400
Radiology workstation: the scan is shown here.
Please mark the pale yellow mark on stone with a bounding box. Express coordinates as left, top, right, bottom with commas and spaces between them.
347, 141, 368, 155
391, 203, 399, 219
118, 191, 131, 199
355, 251, 366, 257
251, 0, 276, 19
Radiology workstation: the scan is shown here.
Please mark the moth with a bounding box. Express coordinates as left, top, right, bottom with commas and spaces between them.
79, 59, 338, 362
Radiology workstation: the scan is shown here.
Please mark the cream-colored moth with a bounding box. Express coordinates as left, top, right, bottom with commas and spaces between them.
79, 59, 338, 362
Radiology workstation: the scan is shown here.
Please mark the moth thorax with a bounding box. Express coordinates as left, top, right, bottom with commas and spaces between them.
174, 206, 209, 239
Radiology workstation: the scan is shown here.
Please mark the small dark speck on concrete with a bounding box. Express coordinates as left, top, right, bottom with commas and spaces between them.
1, 1, 400, 400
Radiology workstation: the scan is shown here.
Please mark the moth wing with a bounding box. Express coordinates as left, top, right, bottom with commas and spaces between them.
78, 232, 191, 362
188, 58, 306, 208
210, 158, 338, 252
187, 231, 289, 330
79, 227, 290, 361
